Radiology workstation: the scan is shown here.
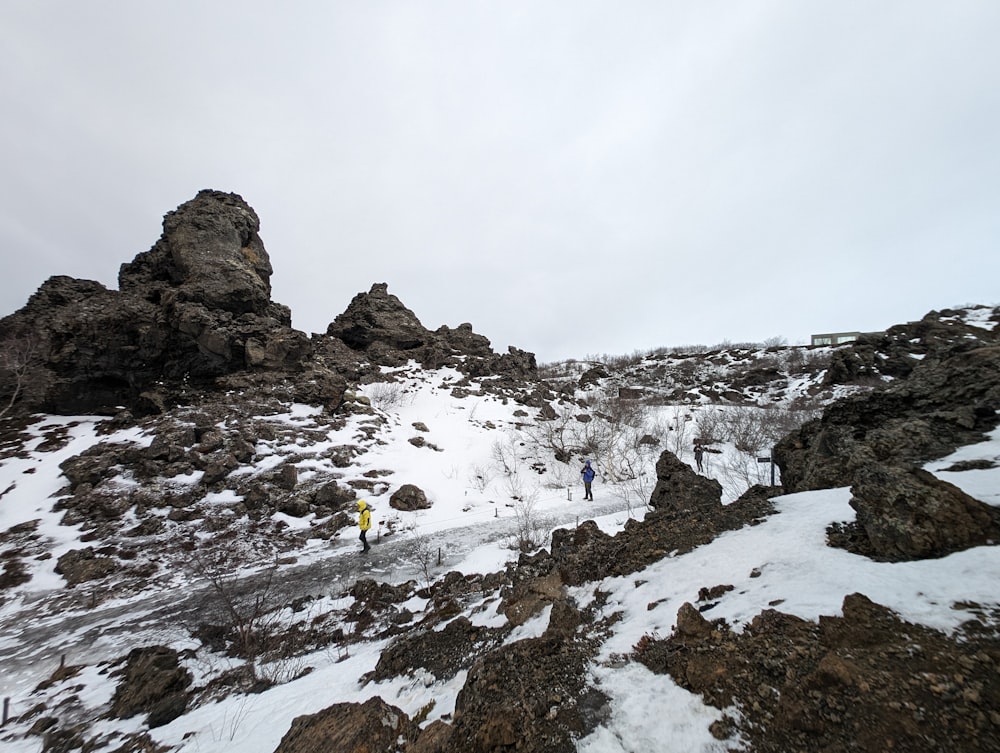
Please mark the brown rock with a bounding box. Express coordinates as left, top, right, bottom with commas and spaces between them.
390, 483, 431, 511
273, 697, 418, 753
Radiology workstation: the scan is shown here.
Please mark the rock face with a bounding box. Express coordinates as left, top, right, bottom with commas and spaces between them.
776, 341, 1000, 495
0, 192, 535, 415
0, 190, 316, 414
774, 325, 1000, 561
120, 189, 275, 315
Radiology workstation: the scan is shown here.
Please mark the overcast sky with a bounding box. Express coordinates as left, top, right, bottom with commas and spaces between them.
1, 2, 998, 362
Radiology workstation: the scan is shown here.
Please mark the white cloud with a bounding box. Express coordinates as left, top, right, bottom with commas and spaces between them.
1, 1, 998, 360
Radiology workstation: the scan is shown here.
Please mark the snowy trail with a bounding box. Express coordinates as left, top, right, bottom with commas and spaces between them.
0, 495, 636, 698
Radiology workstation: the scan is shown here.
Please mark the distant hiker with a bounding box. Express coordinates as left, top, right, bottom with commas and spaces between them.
581, 460, 595, 501
357, 500, 372, 553
694, 444, 705, 472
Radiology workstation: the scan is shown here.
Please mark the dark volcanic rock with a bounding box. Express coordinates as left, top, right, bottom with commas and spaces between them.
552, 482, 780, 586
120, 189, 274, 315
109, 646, 192, 728
648, 450, 723, 512
373, 615, 507, 682
447, 604, 608, 753
636, 594, 1000, 753
849, 465, 1000, 560
55, 547, 119, 586
273, 696, 419, 753
775, 343, 1000, 493
326, 283, 428, 351
0, 190, 313, 415
323, 282, 537, 380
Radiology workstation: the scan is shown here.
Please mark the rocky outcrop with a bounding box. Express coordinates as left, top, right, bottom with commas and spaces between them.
120, 189, 275, 315
648, 450, 723, 512
551, 467, 779, 586
823, 306, 1000, 388
0, 191, 537, 417
0, 190, 319, 415
323, 282, 536, 380
775, 343, 1000, 494
326, 283, 429, 352
774, 326, 1000, 561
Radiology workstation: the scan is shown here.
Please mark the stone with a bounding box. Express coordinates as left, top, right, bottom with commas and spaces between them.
775, 343, 1000, 494
326, 283, 428, 351
55, 547, 119, 586
109, 646, 192, 727
273, 696, 418, 753
389, 483, 431, 511
0, 190, 313, 415
120, 189, 273, 316
648, 450, 723, 512
850, 466, 1000, 560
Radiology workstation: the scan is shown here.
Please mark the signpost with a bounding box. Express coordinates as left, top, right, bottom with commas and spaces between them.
757, 454, 776, 486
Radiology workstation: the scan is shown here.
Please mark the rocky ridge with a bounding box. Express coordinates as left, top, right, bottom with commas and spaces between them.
0, 191, 998, 752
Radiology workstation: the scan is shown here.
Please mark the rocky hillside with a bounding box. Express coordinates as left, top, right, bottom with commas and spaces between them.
0, 191, 998, 753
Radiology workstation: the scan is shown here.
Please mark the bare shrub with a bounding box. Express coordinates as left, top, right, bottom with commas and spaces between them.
509, 487, 544, 552
0, 333, 39, 419
185, 541, 285, 684
468, 463, 492, 493
665, 407, 694, 457
492, 433, 523, 476
695, 408, 727, 444
368, 380, 410, 410
522, 403, 583, 462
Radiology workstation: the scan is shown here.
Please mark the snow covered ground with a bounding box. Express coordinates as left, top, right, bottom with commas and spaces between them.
1, 366, 999, 752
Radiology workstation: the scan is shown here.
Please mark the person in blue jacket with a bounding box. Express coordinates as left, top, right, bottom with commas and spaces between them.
581, 460, 596, 501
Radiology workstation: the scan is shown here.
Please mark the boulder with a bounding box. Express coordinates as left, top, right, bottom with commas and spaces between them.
390, 483, 431, 511
313, 480, 356, 510
648, 451, 723, 512
109, 646, 192, 728
273, 697, 418, 753
849, 465, 1000, 560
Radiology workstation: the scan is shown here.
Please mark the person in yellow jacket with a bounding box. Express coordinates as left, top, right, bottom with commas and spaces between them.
357, 500, 372, 553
